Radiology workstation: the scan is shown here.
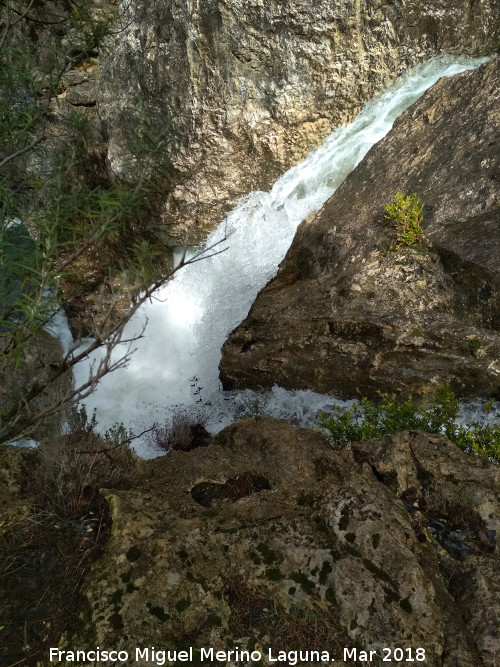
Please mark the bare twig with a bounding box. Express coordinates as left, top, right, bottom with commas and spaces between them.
77, 425, 156, 455
0, 134, 45, 170
0, 0, 231, 445
0, 234, 229, 444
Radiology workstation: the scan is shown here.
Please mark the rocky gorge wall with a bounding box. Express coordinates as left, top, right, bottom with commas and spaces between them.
5, 5, 497, 663
96, 0, 500, 239
220, 58, 500, 400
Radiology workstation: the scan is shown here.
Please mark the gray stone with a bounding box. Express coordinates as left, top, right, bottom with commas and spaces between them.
63, 419, 499, 666
220, 59, 500, 400
65, 80, 97, 106
97, 0, 499, 237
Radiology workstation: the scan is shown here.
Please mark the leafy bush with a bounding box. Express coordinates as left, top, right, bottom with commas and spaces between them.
0, 1, 191, 445
384, 190, 425, 250
317, 385, 500, 464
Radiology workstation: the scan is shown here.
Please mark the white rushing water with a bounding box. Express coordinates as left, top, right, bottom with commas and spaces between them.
74, 55, 491, 457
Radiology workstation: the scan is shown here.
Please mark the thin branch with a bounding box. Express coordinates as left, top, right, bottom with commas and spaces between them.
77, 425, 157, 455
0, 0, 231, 445
6, 0, 35, 29
7, 2, 70, 26
0, 46, 62, 171
0, 2, 120, 171
0, 133, 45, 170
53, 223, 108, 274
0, 0, 12, 52
0, 233, 230, 443
0, 340, 133, 442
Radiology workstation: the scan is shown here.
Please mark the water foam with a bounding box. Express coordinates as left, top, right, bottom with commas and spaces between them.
74, 56, 492, 457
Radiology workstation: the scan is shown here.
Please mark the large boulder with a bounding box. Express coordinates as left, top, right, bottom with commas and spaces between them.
98, 0, 499, 237
220, 58, 500, 400
64, 418, 499, 666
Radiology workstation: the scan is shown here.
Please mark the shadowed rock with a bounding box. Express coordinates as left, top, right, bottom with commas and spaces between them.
220, 59, 500, 400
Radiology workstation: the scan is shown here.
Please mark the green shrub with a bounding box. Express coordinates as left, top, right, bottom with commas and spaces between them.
0, 1, 189, 445
384, 190, 425, 250
317, 385, 500, 464
467, 337, 481, 357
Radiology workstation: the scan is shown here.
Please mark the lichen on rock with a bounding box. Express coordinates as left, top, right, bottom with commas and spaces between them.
64, 418, 499, 665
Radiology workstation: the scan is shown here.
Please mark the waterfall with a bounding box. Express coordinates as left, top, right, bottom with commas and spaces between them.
74, 56, 492, 458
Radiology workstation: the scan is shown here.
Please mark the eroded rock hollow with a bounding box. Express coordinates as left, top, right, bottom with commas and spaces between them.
65, 418, 499, 665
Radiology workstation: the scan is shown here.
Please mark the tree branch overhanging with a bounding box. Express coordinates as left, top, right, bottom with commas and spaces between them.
1, 0, 229, 445
0, 234, 229, 445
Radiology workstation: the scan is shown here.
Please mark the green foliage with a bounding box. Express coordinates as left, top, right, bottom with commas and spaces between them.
317, 385, 500, 464
467, 337, 481, 357
132, 240, 163, 286
0, 1, 185, 444
384, 190, 425, 250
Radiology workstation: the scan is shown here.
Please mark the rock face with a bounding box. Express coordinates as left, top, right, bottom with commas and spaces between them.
98, 0, 499, 237
220, 59, 500, 400
64, 419, 499, 665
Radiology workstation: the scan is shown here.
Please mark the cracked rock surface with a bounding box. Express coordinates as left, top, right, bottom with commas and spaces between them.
64, 419, 499, 666
97, 0, 499, 235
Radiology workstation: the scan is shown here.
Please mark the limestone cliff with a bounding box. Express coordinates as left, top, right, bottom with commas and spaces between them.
220, 58, 500, 400
97, 0, 500, 238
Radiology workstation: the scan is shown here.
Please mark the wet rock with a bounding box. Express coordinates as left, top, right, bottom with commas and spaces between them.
64, 419, 499, 665
97, 0, 499, 236
220, 59, 500, 400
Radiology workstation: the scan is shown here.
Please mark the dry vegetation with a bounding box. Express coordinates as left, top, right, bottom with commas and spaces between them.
0, 408, 137, 666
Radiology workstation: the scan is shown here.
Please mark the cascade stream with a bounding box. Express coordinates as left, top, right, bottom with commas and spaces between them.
73, 56, 493, 458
